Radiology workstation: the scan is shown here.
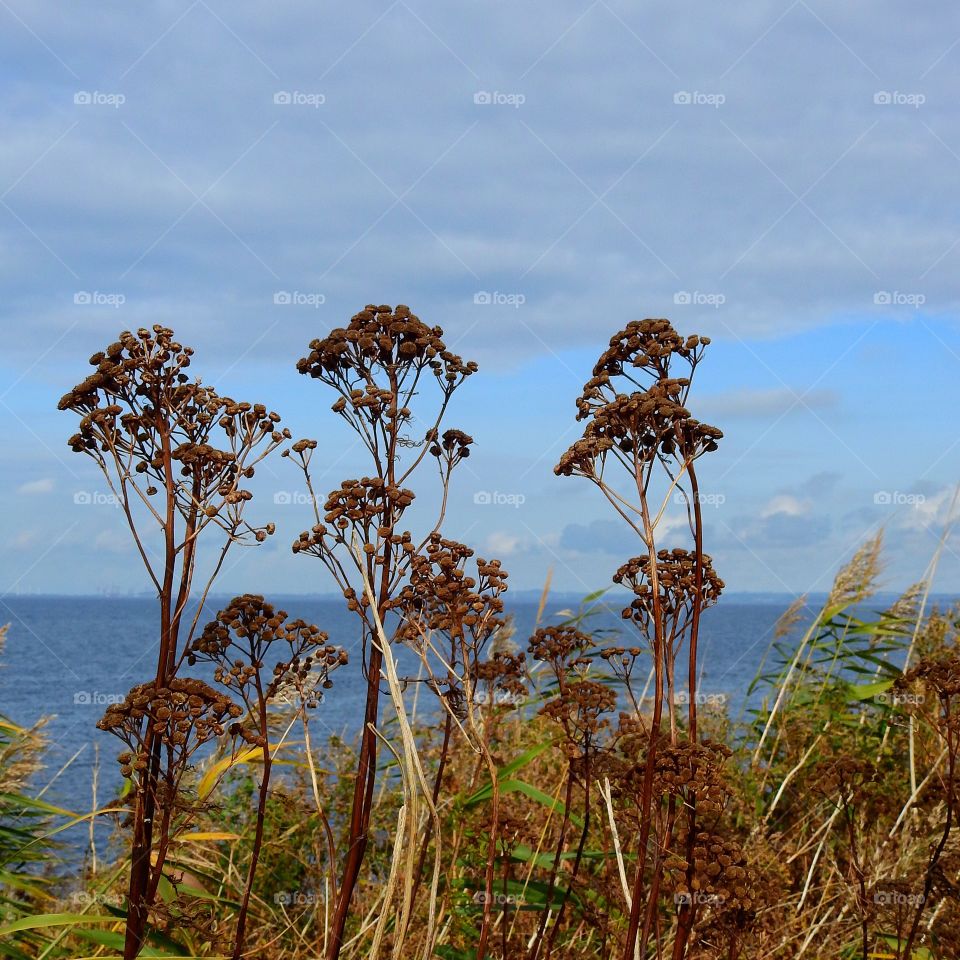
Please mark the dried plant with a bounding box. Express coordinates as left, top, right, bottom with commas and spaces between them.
392, 534, 511, 958
288, 304, 487, 959
526, 626, 614, 959
32, 318, 960, 960
186, 594, 347, 959
555, 318, 726, 959
889, 652, 960, 958
59, 325, 288, 957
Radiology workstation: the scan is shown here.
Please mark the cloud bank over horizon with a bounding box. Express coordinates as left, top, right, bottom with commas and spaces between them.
2, 1, 960, 599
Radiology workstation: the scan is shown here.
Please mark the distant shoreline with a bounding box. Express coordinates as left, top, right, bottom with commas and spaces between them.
2, 590, 955, 604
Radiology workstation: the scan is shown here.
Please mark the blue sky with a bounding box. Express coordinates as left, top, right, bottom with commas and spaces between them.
2, 1, 960, 597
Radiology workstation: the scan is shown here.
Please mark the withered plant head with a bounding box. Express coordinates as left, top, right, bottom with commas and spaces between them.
428, 428, 473, 466
294, 304, 477, 466
653, 739, 733, 814
298, 478, 416, 557
540, 679, 616, 761
614, 549, 724, 638
593, 320, 707, 382
188, 594, 347, 713
598, 645, 647, 702
394, 535, 508, 645
475, 651, 528, 708
897, 650, 960, 700
98, 678, 248, 795
555, 320, 721, 481
811, 755, 878, 806
296, 303, 476, 383
59, 325, 288, 546
528, 626, 611, 759
528, 625, 594, 670
674, 829, 760, 952
289, 306, 482, 639
390, 535, 511, 718
894, 650, 960, 741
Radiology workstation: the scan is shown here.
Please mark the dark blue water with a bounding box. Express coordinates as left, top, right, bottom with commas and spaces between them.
0, 594, 796, 860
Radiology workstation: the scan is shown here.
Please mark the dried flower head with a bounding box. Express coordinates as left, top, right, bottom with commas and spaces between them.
528, 625, 594, 666
475, 651, 528, 706
296, 304, 477, 382
59, 325, 288, 543
98, 678, 248, 785
614, 549, 724, 632
188, 594, 346, 709
556, 320, 721, 479
540, 679, 617, 757
394, 535, 508, 646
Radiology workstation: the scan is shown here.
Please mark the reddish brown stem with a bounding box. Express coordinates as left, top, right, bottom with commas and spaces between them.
233, 679, 273, 960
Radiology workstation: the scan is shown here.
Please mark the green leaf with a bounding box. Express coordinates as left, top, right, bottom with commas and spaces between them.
0, 914, 117, 936
463, 741, 557, 805
845, 679, 894, 701
507, 843, 613, 869
581, 588, 610, 603
72, 928, 184, 957
465, 779, 584, 829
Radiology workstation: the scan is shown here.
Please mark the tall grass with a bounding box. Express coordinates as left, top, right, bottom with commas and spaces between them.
0, 313, 957, 958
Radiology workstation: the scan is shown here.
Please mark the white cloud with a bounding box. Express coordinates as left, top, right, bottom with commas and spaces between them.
760, 494, 809, 519
17, 478, 54, 495
895, 486, 959, 532
2, 1, 960, 368
701, 388, 839, 420
486, 531, 522, 556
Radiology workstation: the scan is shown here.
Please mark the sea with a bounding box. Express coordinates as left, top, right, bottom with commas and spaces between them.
0, 591, 879, 862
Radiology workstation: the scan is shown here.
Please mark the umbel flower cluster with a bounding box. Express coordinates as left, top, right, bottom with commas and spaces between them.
58, 325, 288, 542
394, 534, 508, 643
556, 319, 722, 479
614, 549, 724, 633
58, 324, 339, 960
296, 303, 477, 384
286, 305, 499, 959
98, 678, 246, 784
187, 594, 348, 711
